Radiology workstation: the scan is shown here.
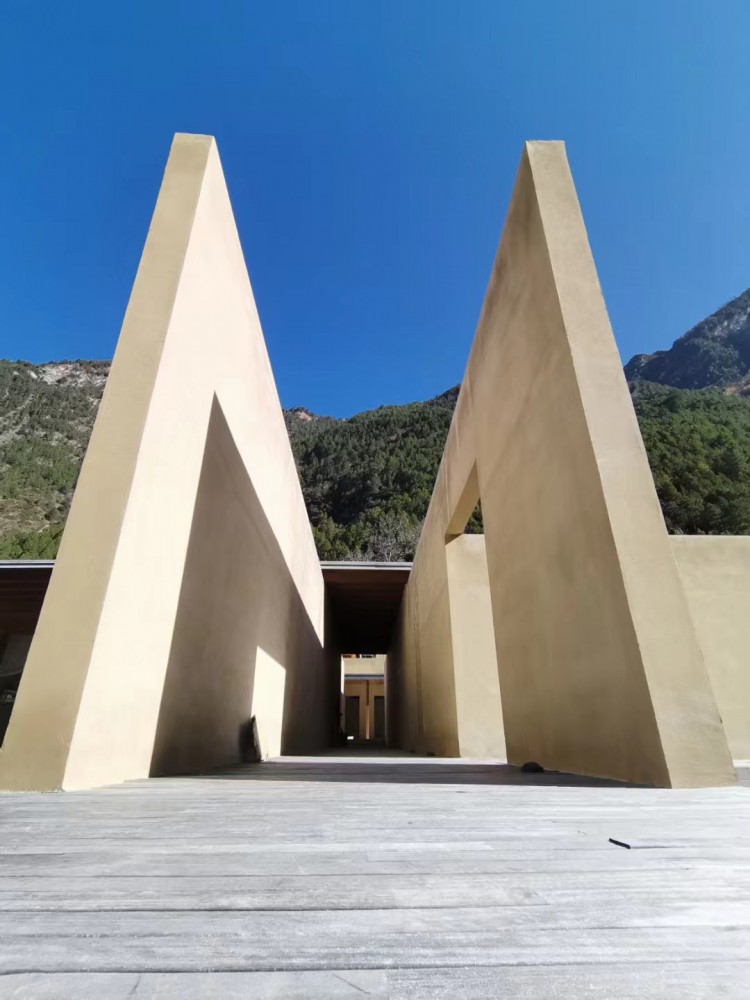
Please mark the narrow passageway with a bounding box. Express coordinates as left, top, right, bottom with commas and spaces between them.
322, 561, 410, 753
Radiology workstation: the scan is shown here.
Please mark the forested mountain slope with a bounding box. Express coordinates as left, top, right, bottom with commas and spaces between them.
0, 361, 108, 558
288, 381, 750, 558
3, 294, 750, 562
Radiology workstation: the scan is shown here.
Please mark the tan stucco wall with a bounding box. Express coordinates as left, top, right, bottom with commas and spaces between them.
343, 655, 386, 677
446, 535, 505, 759
0, 134, 331, 790
148, 400, 334, 774
390, 547, 459, 756
389, 141, 734, 787
671, 536, 750, 761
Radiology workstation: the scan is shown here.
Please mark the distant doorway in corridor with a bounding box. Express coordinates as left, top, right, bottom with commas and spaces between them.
342, 654, 386, 744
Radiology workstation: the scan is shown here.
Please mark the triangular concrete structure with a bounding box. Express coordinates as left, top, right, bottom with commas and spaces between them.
0, 135, 335, 790
389, 142, 735, 788
0, 136, 738, 790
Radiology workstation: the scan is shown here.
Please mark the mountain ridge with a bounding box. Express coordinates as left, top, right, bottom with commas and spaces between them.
4, 285, 750, 559
625, 287, 750, 393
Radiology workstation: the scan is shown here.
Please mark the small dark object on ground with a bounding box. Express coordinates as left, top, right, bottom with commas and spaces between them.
521, 761, 544, 773
609, 838, 631, 849
238, 716, 262, 763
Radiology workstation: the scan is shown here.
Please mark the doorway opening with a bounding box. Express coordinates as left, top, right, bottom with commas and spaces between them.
321, 561, 410, 753
341, 653, 386, 745
0, 561, 52, 747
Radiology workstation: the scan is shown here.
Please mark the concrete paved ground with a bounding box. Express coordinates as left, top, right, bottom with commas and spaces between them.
1, 753, 750, 998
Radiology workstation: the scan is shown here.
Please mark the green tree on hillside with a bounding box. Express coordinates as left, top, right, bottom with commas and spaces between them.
4, 359, 750, 560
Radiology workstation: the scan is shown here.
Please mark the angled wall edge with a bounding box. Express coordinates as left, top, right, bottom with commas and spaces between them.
0, 134, 331, 791
388, 141, 736, 788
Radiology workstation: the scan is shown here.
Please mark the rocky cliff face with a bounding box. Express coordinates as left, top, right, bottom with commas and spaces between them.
625, 288, 750, 393
0, 361, 110, 553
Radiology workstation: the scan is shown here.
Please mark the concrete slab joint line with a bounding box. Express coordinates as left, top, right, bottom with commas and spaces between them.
0, 135, 744, 791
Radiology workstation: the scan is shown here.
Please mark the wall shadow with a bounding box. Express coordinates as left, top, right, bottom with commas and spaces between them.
192, 758, 638, 788
150, 396, 340, 776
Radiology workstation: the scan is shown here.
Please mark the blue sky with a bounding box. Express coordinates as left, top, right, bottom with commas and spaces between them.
1, 2, 749, 417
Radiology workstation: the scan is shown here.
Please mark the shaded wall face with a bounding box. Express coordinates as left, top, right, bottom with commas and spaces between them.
671, 537, 750, 761
389, 566, 458, 757
150, 401, 334, 776
385, 601, 407, 750
325, 595, 347, 746
387, 528, 502, 759
446, 535, 504, 759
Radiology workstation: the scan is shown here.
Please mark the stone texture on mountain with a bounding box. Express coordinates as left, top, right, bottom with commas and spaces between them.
625, 288, 750, 393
